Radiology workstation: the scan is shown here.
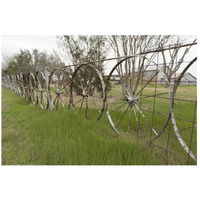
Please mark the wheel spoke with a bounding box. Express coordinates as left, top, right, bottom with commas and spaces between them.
72, 78, 83, 90
116, 104, 130, 128
79, 98, 84, 113
133, 106, 139, 126
56, 96, 59, 109
53, 95, 58, 105
137, 92, 169, 100
136, 70, 159, 96
140, 103, 168, 118
42, 93, 47, 105
109, 81, 123, 94
88, 97, 101, 113
74, 97, 84, 106
128, 106, 132, 133
85, 98, 89, 118
178, 125, 197, 132
88, 97, 98, 108
59, 74, 68, 91
135, 104, 158, 136
86, 98, 93, 118
59, 96, 64, 108
77, 71, 84, 90
61, 81, 69, 91
109, 102, 128, 114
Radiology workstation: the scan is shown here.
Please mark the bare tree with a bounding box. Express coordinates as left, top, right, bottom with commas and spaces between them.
159, 37, 196, 84
106, 35, 172, 95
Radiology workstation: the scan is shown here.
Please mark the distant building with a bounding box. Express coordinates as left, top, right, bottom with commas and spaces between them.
110, 74, 121, 83
110, 70, 197, 86
110, 70, 161, 84
171, 73, 196, 86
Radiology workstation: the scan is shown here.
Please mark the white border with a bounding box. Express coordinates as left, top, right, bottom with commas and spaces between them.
0, 1, 199, 200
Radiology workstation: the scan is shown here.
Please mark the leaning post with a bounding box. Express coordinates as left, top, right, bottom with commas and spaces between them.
44, 68, 53, 111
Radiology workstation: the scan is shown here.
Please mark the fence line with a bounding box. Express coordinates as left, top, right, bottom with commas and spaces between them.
2, 44, 197, 165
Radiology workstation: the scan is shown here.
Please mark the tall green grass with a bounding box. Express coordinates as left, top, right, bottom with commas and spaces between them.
2, 87, 166, 165
104, 84, 197, 164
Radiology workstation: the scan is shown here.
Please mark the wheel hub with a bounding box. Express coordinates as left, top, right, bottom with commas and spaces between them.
55, 90, 63, 96
81, 90, 88, 98
127, 95, 138, 106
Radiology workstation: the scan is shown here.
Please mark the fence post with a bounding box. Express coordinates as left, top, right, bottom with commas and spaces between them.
44, 68, 53, 111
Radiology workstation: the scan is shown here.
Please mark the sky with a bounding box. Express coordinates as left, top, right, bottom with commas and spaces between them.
1, 35, 197, 77
1, 35, 59, 55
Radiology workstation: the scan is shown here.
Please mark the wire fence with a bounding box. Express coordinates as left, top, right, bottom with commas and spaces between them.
1, 42, 197, 165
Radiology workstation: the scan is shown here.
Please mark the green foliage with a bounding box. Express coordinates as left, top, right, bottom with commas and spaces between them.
58, 35, 108, 96
2, 49, 65, 75
58, 35, 107, 67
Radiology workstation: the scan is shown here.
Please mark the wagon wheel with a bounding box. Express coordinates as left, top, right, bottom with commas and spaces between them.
20, 73, 31, 102
69, 64, 105, 120
28, 72, 38, 105
4, 75, 11, 90
48, 68, 71, 110
13, 75, 19, 94
1, 76, 7, 88
24, 73, 31, 102
14, 75, 22, 96
9, 75, 15, 92
36, 71, 48, 110
2, 76, 7, 88
10, 75, 15, 92
7, 75, 14, 91
103, 55, 172, 139
170, 57, 197, 162
16, 73, 22, 96
12, 75, 20, 95
18, 72, 26, 98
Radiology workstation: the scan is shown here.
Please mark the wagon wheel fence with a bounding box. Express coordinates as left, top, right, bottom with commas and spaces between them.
2, 42, 197, 165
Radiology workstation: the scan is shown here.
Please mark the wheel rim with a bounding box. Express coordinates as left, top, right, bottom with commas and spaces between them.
29, 72, 38, 105
103, 55, 171, 140
70, 64, 105, 120
49, 68, 71, 110
170, 57, 197, 161
36, 71, 48, 110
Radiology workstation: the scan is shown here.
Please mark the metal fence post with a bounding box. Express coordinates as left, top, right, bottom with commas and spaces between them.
44, 68, 53, 111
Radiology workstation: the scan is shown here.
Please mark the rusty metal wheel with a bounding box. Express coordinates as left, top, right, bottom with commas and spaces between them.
18, 72, 27, 98
103, 55, 172, 139
14, 74, 22, 96
29, 72, 38, 105
1, 76, 7, 88
170, 57, 197, 162
17, 73, 25, 97
9, 75, 16, 92
36, 71, 48, 110
48, 68, 71, 110
3, 75, 11, 90
11, 74, 20, 95
69, 64, 105, 120
20, 73, 31, 103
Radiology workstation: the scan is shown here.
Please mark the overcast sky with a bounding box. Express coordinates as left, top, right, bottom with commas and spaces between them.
1, 35, 197, 76
1, 35, 59, 55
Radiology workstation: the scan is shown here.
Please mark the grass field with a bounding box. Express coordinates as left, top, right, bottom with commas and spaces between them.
2, 87, 165, 165
106, 83, 197, 163
1, 85, 197, 165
